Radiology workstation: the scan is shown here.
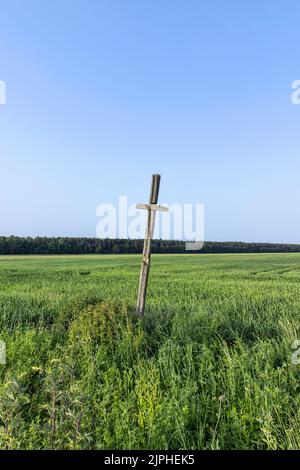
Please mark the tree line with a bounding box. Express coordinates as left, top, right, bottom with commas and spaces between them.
0, 236, 300, 255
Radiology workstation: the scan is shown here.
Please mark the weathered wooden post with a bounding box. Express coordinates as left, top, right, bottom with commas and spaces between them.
136, 174, 168, 315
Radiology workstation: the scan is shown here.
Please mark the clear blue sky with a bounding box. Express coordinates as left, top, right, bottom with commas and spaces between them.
0, 0, 300, 242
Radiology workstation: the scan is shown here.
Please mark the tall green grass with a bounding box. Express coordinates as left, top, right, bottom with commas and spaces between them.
1, 253, 300, 449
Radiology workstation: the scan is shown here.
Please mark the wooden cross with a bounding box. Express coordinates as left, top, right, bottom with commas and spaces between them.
136, 174, 169, 315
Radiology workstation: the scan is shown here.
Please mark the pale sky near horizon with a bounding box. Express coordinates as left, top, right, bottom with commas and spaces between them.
1, 0, 300, 243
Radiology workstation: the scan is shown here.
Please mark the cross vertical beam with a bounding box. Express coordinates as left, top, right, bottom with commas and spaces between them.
136, 174, 167, 316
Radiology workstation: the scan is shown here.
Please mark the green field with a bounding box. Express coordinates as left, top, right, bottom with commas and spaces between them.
1, 253, 300, 449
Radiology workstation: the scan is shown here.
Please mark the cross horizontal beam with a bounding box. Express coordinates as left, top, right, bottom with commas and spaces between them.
136, 203, 169, 212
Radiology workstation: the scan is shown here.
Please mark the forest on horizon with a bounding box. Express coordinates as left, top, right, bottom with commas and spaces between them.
1, 236, 300, 255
